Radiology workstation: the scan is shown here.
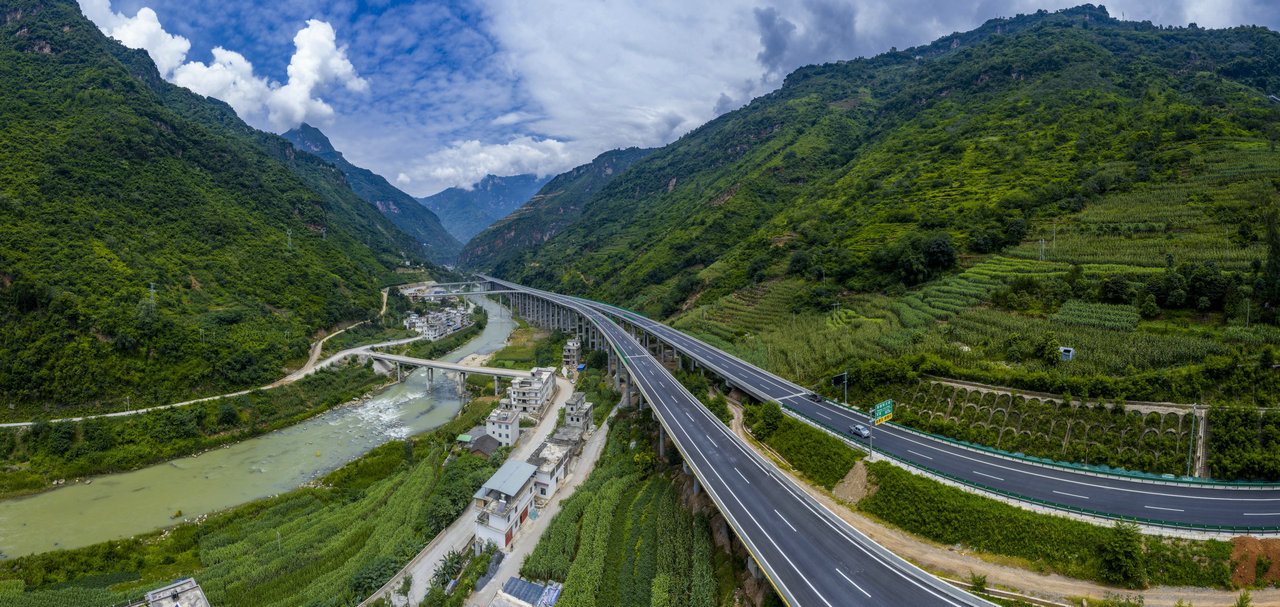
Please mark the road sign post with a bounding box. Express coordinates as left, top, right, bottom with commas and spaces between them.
870, 399, 892, 461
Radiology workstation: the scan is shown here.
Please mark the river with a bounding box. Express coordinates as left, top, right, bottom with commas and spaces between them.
0, 296, 516, 559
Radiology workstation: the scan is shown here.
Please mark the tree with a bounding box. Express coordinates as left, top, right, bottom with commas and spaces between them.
1099, 521, 1147, 588
1139, 294, 1160, 319
757, 401, 784, 439
218, 399, 239, 426
1038, 331, 1062, 366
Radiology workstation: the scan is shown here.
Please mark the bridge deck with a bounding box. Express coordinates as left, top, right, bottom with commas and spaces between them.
363, 352, 533, 379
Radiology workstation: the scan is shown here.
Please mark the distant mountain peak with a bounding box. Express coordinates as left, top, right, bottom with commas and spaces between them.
283, 123, 337, 156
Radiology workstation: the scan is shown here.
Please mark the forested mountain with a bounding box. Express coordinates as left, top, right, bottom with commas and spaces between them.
0, 0, 441, 413
459, 147, 652, 268
491, 6, 1280, 312
282, 124, 461, 263
418, 173, 550, 243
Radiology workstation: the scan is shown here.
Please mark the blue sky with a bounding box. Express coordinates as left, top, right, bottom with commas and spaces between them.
81, 0, 1280, 197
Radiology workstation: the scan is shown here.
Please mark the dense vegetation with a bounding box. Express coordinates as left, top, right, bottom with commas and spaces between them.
0, 364, 386, 498
458, 147, 653, 269
282, 124, 461, 262
742, 400, 864, 488
519, 408, 725, 607
0, 397, 504, 607
419, 173, 550, 244
0, 0, 440, 416
890, 380, 1194, 476
860, 461, 1233, 589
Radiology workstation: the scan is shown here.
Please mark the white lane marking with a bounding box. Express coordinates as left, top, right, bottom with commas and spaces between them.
836, 569, 872, 598
1053, 490, 1089, 500
684, 410, 695, 421
706, 434, 718, 448
893, 432, 1280, 503
735, 467, 751, 484
663, 388, 970, 607
1244, 512, 1280, 516
690, 438, 835, 607
814, 410, 833, 421
972, 470, 1004, 482
907, 449, 933, 460
1145, 505, 1184, 512
774, 509, 798, 533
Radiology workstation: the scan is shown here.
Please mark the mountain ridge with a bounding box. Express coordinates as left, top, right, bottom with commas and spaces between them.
281, 123, 462, 263
460, 147, 653, 270
418, 173, 550, 243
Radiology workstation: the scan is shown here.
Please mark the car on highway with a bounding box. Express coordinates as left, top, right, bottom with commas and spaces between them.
851, 424, 871, 438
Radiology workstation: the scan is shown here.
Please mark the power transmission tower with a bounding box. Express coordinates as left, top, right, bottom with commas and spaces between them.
149, 283, 156, 310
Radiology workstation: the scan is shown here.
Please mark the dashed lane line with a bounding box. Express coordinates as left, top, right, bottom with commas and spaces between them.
972, 470, 1004, 482
836, 569, 873, 599
775, 509, 798, 533
1053, 490, 1089, 500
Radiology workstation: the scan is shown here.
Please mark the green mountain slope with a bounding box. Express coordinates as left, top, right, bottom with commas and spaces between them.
419, 173, 550, 243
0, 0, 438, 413
282, 123, 462, 263
499, 6, 1280, 311
460, 147, 652, 270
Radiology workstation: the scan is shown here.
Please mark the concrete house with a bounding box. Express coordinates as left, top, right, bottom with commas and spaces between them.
485, 407, 521, 447
504, 367, 556, 418
564, 392, 593, 428
527, 440, 571, 503
473, 460, 538, 549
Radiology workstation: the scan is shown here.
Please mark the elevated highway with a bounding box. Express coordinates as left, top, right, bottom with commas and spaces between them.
569, 298, 1280, 534
479, 275, 991, 607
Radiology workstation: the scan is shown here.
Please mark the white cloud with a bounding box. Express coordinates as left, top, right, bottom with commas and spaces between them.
79, 0, 190, 76
79, 2, 365, 130
403, 136, 574, 192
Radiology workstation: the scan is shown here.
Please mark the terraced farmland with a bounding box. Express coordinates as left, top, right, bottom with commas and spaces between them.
893, 380, 1195, 475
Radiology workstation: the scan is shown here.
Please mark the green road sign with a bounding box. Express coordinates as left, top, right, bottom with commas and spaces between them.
873, 399, 893, 425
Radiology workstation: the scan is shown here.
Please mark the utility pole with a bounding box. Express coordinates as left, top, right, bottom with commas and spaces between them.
1053, 222, 1057, 253
1040, 239, 1045, 261
287, 229, 293, 251
1247, 298, 1252, 328
149, 283, 156, 310
321, 227, 326, 241
843, 368, 848, 406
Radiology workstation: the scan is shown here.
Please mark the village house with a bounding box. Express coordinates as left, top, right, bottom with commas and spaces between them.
473, 460, 538, 550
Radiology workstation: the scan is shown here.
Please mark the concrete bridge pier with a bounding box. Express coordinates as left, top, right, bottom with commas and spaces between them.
747, 556, 763, 580
427, 368, 434, 388
658, 425, 667, 458
459, 372, 467, 404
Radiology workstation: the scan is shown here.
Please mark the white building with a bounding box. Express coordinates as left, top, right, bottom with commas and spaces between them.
564, 392, 593, 428
473, 460, 538, 549
505, 367, 556, 418
142, 578, 210, 607
403, 305, 473, 340
527, 441, 571, 503
485, 407, 521, 447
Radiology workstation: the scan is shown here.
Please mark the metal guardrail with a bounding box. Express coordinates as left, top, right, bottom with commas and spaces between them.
779, 403, 1280, 534
814, 394, 1280, 489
